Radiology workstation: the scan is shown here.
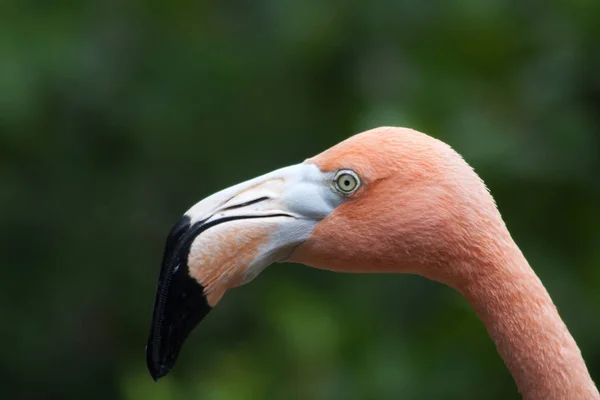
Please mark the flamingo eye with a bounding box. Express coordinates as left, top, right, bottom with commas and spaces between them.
334, 170, 360, 195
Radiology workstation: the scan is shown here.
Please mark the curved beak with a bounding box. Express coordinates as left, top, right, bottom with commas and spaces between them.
146, 163, 341, 381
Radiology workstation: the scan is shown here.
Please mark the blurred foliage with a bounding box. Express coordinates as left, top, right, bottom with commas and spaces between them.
1, 1, 599, 399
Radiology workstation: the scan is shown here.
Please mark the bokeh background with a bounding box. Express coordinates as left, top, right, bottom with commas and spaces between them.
2, 1, 599, 399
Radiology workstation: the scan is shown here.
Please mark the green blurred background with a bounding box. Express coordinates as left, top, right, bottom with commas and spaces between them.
1, 1, 599, 399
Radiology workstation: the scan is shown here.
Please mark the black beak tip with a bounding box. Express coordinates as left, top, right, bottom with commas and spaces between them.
148, 366, 161, 383
148, 366, 166, 383
146, 359, 158, 382
146, 344, 174, 382
146, 215, 214, 382
145, 345, 161, 382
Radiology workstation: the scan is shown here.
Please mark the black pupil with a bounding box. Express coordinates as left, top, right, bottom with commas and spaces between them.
344, 180, 350, 186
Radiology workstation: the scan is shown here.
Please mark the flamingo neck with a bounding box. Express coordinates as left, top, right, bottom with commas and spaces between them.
457, 239, 599, 400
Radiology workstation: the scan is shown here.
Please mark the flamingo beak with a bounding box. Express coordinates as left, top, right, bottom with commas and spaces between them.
146, 163, 342, 381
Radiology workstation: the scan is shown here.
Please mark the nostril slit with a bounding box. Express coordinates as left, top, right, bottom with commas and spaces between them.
221, 196, 270, 211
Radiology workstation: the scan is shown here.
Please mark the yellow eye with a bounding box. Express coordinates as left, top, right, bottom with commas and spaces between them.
335, 170, 360, 194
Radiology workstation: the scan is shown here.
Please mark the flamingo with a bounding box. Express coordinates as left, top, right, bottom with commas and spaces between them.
146, 127, 599, 399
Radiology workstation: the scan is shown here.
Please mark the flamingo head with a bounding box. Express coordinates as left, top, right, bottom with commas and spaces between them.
146, 126, 498, 380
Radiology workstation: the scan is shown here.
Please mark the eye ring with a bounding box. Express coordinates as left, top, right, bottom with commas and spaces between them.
334, 170, 361, 195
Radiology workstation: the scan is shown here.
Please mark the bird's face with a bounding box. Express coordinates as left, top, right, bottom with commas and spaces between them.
147, 127, 489, 380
